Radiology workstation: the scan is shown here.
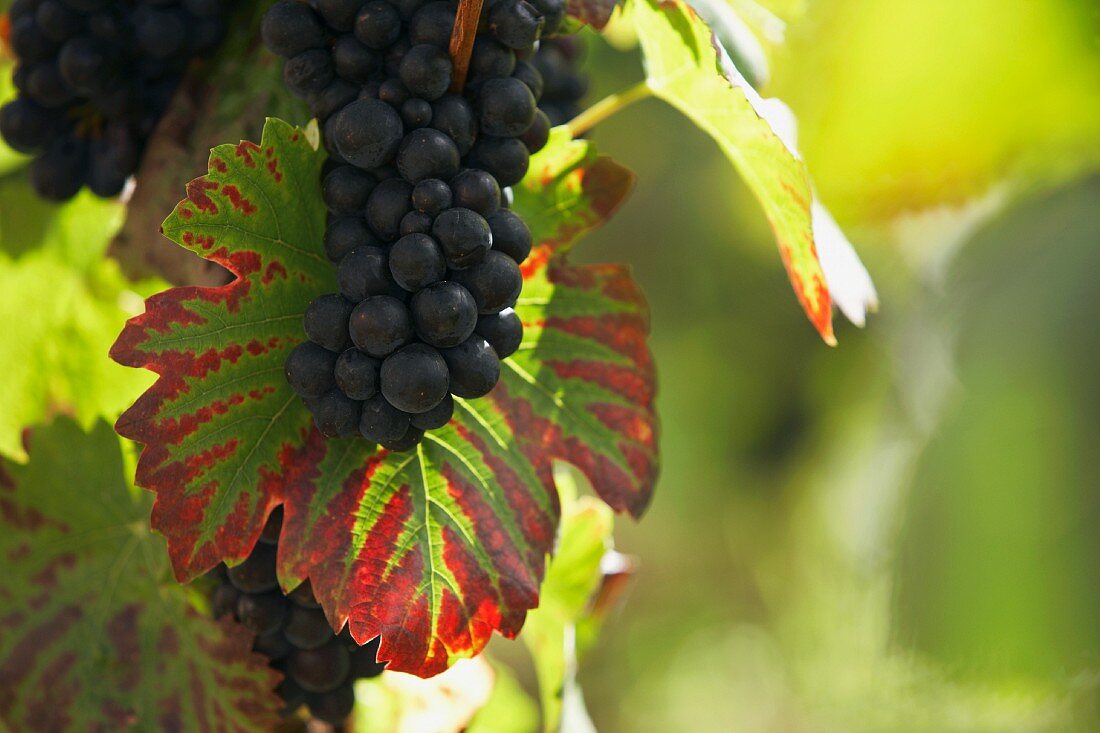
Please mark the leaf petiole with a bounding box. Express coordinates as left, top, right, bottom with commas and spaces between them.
566, 81, 653, 137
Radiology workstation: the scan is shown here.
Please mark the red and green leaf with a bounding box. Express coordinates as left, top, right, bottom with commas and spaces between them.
110, 119, 655, 677
0, 418, 282, 731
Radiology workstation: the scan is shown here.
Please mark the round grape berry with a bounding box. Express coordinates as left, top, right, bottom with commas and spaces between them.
477, 77, 537, 137
309, 389, 362, 437
284, 606, 335, 650
334, 349, 380, 400
431, 207, 492, 268
399, 44, 452, 101
359, 393, 412, 443
337, 246, 402, 301
349, 296, 414, 357
330, 99, 404, 170
489, 0, 544, 50
289, 640, 351, 694
380, 343, 450, 413
409, 392, 453, 430
442, 335, 501, 398
323, 165, 376, 216
354, 1, 401, 49
411, 281, 478, 348
237, 592, 288, 636
262, 1, 326, 58
452, 250, 523, 314
304, 294, 354, 352
397, 128, 460, 183
476, 308, 523, 358
450, 169, 501, 217
389, 233, 447, 291
366, 177, 414, 241
467, 134, 530, 187
486, 208, 532, 263
411, 178, 452, 215
286, 342, 338, 399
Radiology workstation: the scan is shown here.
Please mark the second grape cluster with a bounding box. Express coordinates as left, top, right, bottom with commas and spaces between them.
265, 0, 563, 451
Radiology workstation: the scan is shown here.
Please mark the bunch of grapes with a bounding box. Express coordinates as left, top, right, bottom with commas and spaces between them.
531, 34, 586, 125
208, 509, 386, 726
0, 0, 229, 201
266, 0, 564, 452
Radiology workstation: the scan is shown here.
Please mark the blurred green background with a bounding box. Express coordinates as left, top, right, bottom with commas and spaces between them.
566, 0, 1100, 731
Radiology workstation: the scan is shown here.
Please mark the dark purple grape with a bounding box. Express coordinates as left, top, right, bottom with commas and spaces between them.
227, 542, 279, 593
409, 392, 453, 430
400, 97, 433, 128
0, 98, 57, 152
520, 108, 551, 153
306, 685, 355, 725
286, 342, 338, 399
315, 0, 361, 31
283, 49, 334, 97
408, 1, 455, 47
389, 233, 446, 291
396, 127, 460, 183
308, 388, 362, 437
289, 640, 351, 694
255, 629, 294, 660
211, 583, 240, 618
10, 17, 59, 65
528, 0, 565, 35
488, 0, 544, 51
304, 294, 354, 352
451, 251, 523, 314
308, 79, 359, 121
399, 210, 433, 236
262, 1, 326, 58
349, 296, 414, 357
337, 246, 403, 302
289, 580, 322, 609
133, 7, 186, 60
284, 605, 335, 650
411, 178, 452, 215
398, 43, 452, 101
411, 281, 478, 348
467, 36, 516, 87
429, 94, 477, 156
381, 424, 424, 451
512, 59, 544, 99
332, 34, 380, 84
25, 62, 75, 108
380, 343, 450, 413
237, 592, 288, 636
450, 168, 501, 217
335, 349, 380, 400
432, 207, 492, 268
28, 136, 87, 202
323, 166, 376, 217
441, 336, 501, 398
36, 1, 85, 42
476, 308, 523, 358
467, 134, 530, 187
325, 216, 376, 263
330, 99, 404, 170
365, 177, 413, 240
360, 393, 412, 443
477, 77, 537, 137
486, 208, 532, 263
354, 1, 401, 49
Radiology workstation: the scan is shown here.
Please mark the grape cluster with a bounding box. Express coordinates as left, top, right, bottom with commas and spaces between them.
208, 509, 385, 726
265, 0, 558, 451
0, 0, 228, 201
531, 34, 586, 125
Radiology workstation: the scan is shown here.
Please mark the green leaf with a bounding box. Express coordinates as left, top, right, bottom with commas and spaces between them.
521, 466, 614, 732
110, 119, 656, 677
467, 662, 541, 733
0, 192, 155, 461
0, 418, 282, 731
626, 0, 835, 343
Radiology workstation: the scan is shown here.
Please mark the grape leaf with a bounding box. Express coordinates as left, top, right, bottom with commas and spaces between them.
110, 119, 655, 677
626, 0, 836, 344
0, 193, 156, 461
0, 418, 282, 731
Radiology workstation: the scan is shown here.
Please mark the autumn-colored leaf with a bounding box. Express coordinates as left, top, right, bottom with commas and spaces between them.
0, 418, 282, 731
110, 119, 655, 677
627, 0, 836, 343
564, 0, 621, 30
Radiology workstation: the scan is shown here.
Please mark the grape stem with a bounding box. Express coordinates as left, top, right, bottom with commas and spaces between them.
448, 0, 485, 93
566, 81, 653, 137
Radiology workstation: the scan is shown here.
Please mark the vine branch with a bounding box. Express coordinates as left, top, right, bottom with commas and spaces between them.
448, 0, 485, 93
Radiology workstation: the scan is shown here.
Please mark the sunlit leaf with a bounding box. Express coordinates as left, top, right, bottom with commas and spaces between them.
627, 0, 835, 343
0, 418, 282, 731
